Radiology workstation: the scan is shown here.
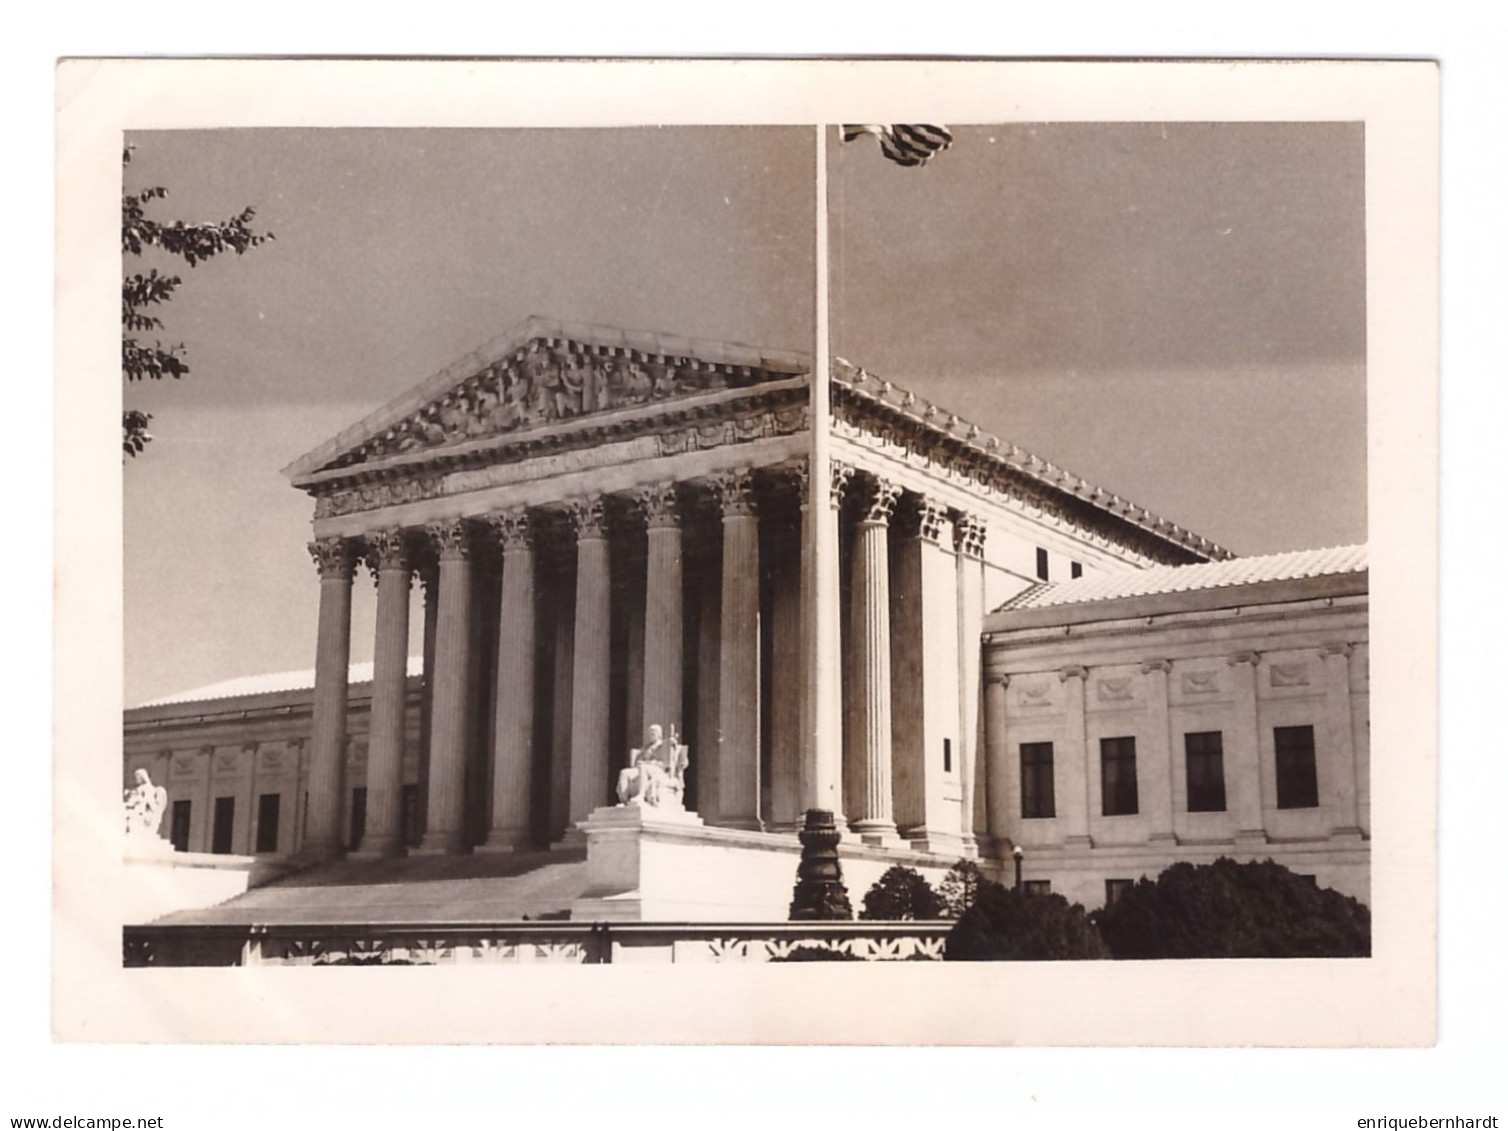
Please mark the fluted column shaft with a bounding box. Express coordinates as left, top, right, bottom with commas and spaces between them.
1142, 659, 1176, 843
799, 460, 851, 824
1060, 666, 1091, 846
768, 499, 803, 830
567, 498, 612, 828
481, 508, 537, 851
713, 472, 762, 828
1322, 643, 1363, 835
638, 484, 684, 736
304, 538, 355, 860
415, 521, 475, 855
954, 513, 986, 851
354, 531, 412, 858
850, 477, 900, 841
1227, 652, 1267, 842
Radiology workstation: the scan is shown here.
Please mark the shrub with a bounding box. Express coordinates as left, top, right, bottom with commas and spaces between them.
945, 883, 1108, 961
1094, 858, 1371, 959
938, 858, 987, 918
860, 865, 945, 920
768, 944, 865, 962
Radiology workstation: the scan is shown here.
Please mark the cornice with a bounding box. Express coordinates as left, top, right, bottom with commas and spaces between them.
830, 370, 1228, 566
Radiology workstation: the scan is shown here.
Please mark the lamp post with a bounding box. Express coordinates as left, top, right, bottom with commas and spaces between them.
1012, 844, 1024, 892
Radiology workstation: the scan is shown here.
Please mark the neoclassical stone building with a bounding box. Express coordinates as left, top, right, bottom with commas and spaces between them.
124, 317, 1369, 917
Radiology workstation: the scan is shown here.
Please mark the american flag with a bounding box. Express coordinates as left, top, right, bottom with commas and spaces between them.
841, 124, 954, 167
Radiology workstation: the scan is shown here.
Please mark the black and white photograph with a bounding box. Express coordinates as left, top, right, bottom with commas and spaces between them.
53, 58, 1439, 1048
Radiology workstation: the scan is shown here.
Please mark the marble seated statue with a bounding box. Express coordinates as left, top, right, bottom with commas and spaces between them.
124, 767, 169, 842
616, 723, 690, 811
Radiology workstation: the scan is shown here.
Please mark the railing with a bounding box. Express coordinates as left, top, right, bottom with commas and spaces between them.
123, 920, 952, 967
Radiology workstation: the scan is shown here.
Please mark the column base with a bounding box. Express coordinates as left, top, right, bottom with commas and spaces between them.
1234, 828, 1270, 846
1330, 826, 1367, 842
347, 836, 405, 861
850, 819, 901, 848
1063, 834, 1094, 850
903, 828, 970, 858
474, 830, 535, 854
293, 841, 345, 865
411, 832, 468, 856
1147, 832, 1180, 846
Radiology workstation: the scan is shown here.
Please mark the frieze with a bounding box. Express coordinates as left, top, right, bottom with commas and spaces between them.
337, 339, 790, 467
1096, 677, 1134, 702
1270, 663, 1311, 688
314, 476, 444, 521
1182, 670, 1220, 695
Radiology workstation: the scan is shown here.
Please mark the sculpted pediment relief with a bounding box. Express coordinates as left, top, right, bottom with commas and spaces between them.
321, 337, 796, 474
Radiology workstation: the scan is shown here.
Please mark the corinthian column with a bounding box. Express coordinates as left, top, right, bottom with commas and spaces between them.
414, 520, 475, 855
953, 512, 987, 852
712, 470, 761, 828
637, 484, 684, 738
303, 537, 356, 860
566, 497, 612, 830
352, 529, 412, 859
480, 507, 537, 852
799, 460, 852, 826
849, 475, 901, 843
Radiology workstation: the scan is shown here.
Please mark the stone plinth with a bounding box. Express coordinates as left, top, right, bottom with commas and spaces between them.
123, 843, 290, 926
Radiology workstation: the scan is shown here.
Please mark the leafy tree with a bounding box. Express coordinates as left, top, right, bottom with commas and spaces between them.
859, 865, 945, 921
121, 145, 273, 456
945, 882, 1108, 961
938, 858, 986, 919
1094, 857, 1370, 959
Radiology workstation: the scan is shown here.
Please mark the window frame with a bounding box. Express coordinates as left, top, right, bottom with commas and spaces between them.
1183, 730, 1228, 813
1274, 724, 1320, 809
1019, 740, 1056, 819
1099, 735, 1140, 816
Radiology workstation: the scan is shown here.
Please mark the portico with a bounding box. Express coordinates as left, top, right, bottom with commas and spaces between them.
283, 318, 1225, 867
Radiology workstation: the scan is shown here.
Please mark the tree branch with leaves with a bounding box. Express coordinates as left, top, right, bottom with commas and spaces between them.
121, 146, 273, 456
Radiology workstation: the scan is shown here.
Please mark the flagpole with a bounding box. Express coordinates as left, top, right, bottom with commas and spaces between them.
800, 123, 842, 826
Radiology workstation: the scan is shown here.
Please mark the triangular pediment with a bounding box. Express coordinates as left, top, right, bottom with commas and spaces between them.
284, 316, 809, 484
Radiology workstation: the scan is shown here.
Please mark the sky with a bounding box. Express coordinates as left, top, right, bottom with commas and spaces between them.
124, 124, 1366, 706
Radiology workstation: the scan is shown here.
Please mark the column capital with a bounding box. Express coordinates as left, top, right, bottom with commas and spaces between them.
829, 460, 854, 509
308, 537, 357, 580
425, 519, 475, 561
566, 495, 608, 540
856, 476, 902, 525
1059, 664, 1088, 682
1141, 659, 1173, 675
1228, 650, 1261, 668
709, 469, 759, 517
1321, 642, 1355, 659
635, 482, 682, 529
985, 672, 1011, 688
363, 528, 412, 574
952, 512, 987, 559
488, 506, 535, 552
913, 496, 948, 545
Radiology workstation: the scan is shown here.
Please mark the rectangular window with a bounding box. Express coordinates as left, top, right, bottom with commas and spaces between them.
402, 783, 421, 847
211, 796, 235, 855
943, 737, 952, 774
1100, 736, 1139, 816
1275, 725, 1320, 809
255, 793, 281, 854
1071, 561, 1083, 579
1023, 880, 1052, 896
1105, 878, 1134, 907
1184, 731, 1227, 812
170, 799, 191, 853
1019, 742, 1056, 819
1035, 547, 1050, 581
348, 787, 368, 851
